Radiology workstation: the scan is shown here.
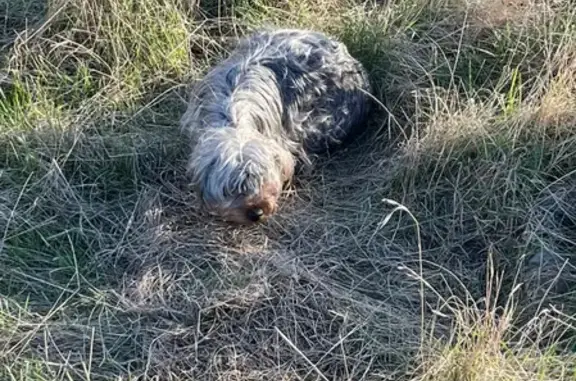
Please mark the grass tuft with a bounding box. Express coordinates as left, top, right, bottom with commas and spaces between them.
0, 0, 575, 379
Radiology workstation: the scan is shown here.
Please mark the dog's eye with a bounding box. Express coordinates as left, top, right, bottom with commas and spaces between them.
239, 181, 250, 194
239, 172, 257, 194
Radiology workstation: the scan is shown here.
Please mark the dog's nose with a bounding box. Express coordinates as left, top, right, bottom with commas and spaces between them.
246, 208, 265, 222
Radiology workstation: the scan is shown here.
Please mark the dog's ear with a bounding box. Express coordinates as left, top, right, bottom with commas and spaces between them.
186, 152, 216, 192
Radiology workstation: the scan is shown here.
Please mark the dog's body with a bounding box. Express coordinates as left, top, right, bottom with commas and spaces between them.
181, 29, 372, 224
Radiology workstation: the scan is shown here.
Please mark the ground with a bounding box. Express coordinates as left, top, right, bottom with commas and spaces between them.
0, 0, 575, 380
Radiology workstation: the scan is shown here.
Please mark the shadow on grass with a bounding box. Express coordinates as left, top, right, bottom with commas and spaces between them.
0, 91, 187, 291
0, 1, 575, 377
0, 0, 47, 62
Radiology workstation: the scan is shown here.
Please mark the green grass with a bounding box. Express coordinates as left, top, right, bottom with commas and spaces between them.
1, 0, 576, 379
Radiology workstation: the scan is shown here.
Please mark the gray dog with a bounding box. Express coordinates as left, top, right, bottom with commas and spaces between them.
181, 28, 372, 224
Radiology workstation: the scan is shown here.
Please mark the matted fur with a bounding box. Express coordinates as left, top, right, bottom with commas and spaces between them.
181, 28, 372, 224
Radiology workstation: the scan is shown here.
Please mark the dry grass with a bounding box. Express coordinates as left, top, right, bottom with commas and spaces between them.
1, 0, 576, 380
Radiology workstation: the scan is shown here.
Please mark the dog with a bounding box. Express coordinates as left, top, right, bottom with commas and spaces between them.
180, 28, 372, 224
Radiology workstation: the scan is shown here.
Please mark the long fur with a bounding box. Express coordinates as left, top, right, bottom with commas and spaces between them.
180, 28, 372, 219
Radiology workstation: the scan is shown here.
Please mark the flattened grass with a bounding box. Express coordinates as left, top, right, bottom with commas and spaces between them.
0, 0, 575, 379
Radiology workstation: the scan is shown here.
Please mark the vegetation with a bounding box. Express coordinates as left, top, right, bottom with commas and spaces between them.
0, 0, 575, 379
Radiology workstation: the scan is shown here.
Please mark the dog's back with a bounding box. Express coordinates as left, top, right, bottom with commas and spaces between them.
182, 29, 372, 159
230, 29, 372, 153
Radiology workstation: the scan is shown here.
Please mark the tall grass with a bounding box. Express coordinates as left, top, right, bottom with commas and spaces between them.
0, 0, 575, 379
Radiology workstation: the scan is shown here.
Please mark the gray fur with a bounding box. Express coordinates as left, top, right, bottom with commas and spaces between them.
181, 28, 372, 212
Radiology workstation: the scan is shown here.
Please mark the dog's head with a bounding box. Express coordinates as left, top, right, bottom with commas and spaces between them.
188, 128, 295, 224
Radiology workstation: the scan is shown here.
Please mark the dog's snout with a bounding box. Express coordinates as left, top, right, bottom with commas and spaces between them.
246, 208, 265, 222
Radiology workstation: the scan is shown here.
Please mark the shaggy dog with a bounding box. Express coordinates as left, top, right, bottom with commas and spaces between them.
180, 28, 372, 224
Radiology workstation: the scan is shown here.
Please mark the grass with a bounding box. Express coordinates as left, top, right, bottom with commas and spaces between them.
0, 0, 575, 379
